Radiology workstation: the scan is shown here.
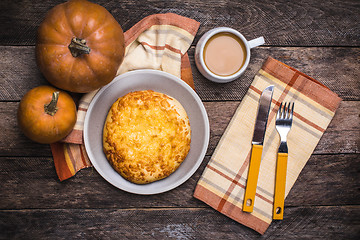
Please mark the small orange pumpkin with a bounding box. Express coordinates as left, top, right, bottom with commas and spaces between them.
36, 0, 125, 93
18, 86, 77, 144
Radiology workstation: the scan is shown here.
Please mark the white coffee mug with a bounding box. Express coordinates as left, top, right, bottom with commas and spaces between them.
195, 27, 265, 83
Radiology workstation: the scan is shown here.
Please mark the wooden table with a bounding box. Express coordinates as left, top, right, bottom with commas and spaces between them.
1, 0, 359, 239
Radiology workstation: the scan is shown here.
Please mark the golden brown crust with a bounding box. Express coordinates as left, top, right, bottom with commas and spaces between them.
103, 90, 191, 184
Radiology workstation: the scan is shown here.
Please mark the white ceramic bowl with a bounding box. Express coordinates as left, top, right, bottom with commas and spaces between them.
84, 69, 210, 195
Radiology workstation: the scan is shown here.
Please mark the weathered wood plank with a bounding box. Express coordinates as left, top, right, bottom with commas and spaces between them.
0, 46, 359, 101
0, 0, 359, 47
1, 101, 358, 157
0, 46, 47, 101
191, 46, 360, 101
0, 102, 51, 156
0, 154, 359, 209
1, 1, 358, 239
0, 206, 359, 239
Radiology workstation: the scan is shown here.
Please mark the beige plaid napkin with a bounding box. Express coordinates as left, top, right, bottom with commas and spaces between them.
51, 13, 200, 181
194, 57, 342, 234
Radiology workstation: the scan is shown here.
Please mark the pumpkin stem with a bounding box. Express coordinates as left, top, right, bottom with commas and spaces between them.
44, 91, 59, 116
68, 37, 91, 57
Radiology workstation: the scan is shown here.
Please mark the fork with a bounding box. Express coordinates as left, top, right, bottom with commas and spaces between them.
273, 102, 294, 220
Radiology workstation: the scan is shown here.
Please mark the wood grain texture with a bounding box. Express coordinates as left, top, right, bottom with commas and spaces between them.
0, 0, 359, 47
0, 1, 359, 238
0, 46, 359, 101
0, 46, 47, 101
0, 154, 359, 209
1, 206, 359, 239
1, 101, 358, 157
191, 46, 360, 101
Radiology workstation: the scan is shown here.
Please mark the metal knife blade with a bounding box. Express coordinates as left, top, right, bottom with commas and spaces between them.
252, 85, 274, 145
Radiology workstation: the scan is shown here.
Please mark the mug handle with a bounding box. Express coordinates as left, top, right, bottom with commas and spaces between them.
248, 36, 265, 49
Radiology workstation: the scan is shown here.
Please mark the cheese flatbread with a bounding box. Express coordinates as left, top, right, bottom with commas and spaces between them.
103, 90, 191, 184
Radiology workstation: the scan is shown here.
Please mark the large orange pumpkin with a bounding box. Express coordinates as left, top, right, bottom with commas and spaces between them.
36, 0, 125, 93
18, 86, 77, 144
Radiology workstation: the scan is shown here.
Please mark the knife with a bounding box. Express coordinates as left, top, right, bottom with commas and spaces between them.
242, 85, 274, 213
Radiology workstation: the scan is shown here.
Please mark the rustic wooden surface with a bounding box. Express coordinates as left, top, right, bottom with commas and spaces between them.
1, 0, 359, 239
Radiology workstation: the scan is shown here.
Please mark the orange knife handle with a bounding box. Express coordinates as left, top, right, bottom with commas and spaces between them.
243, 144, 263, 212
273, 152, 288, 220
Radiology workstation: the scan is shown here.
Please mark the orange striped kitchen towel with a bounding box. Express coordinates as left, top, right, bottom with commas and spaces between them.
51, 13, 200, 181
193, 57, 342, 234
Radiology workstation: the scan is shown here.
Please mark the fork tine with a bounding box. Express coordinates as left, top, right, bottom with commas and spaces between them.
277, 102, 282, 119
282, 103, 285, 119
278, 102, 295, 119
283, 103, 287, 119
283, 102, 288, 119
286, 102, 291, 119
289, 102, 294, 119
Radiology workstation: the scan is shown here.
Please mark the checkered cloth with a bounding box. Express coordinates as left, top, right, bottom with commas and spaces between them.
51, 13, 200, 181
193, 57, 342, 234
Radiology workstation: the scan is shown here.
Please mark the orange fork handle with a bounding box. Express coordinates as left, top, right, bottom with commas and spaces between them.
273, 152, 288, 220
243, 144, 263, 212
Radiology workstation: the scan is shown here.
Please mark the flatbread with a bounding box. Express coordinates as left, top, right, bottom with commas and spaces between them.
103, 90, 191, 184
